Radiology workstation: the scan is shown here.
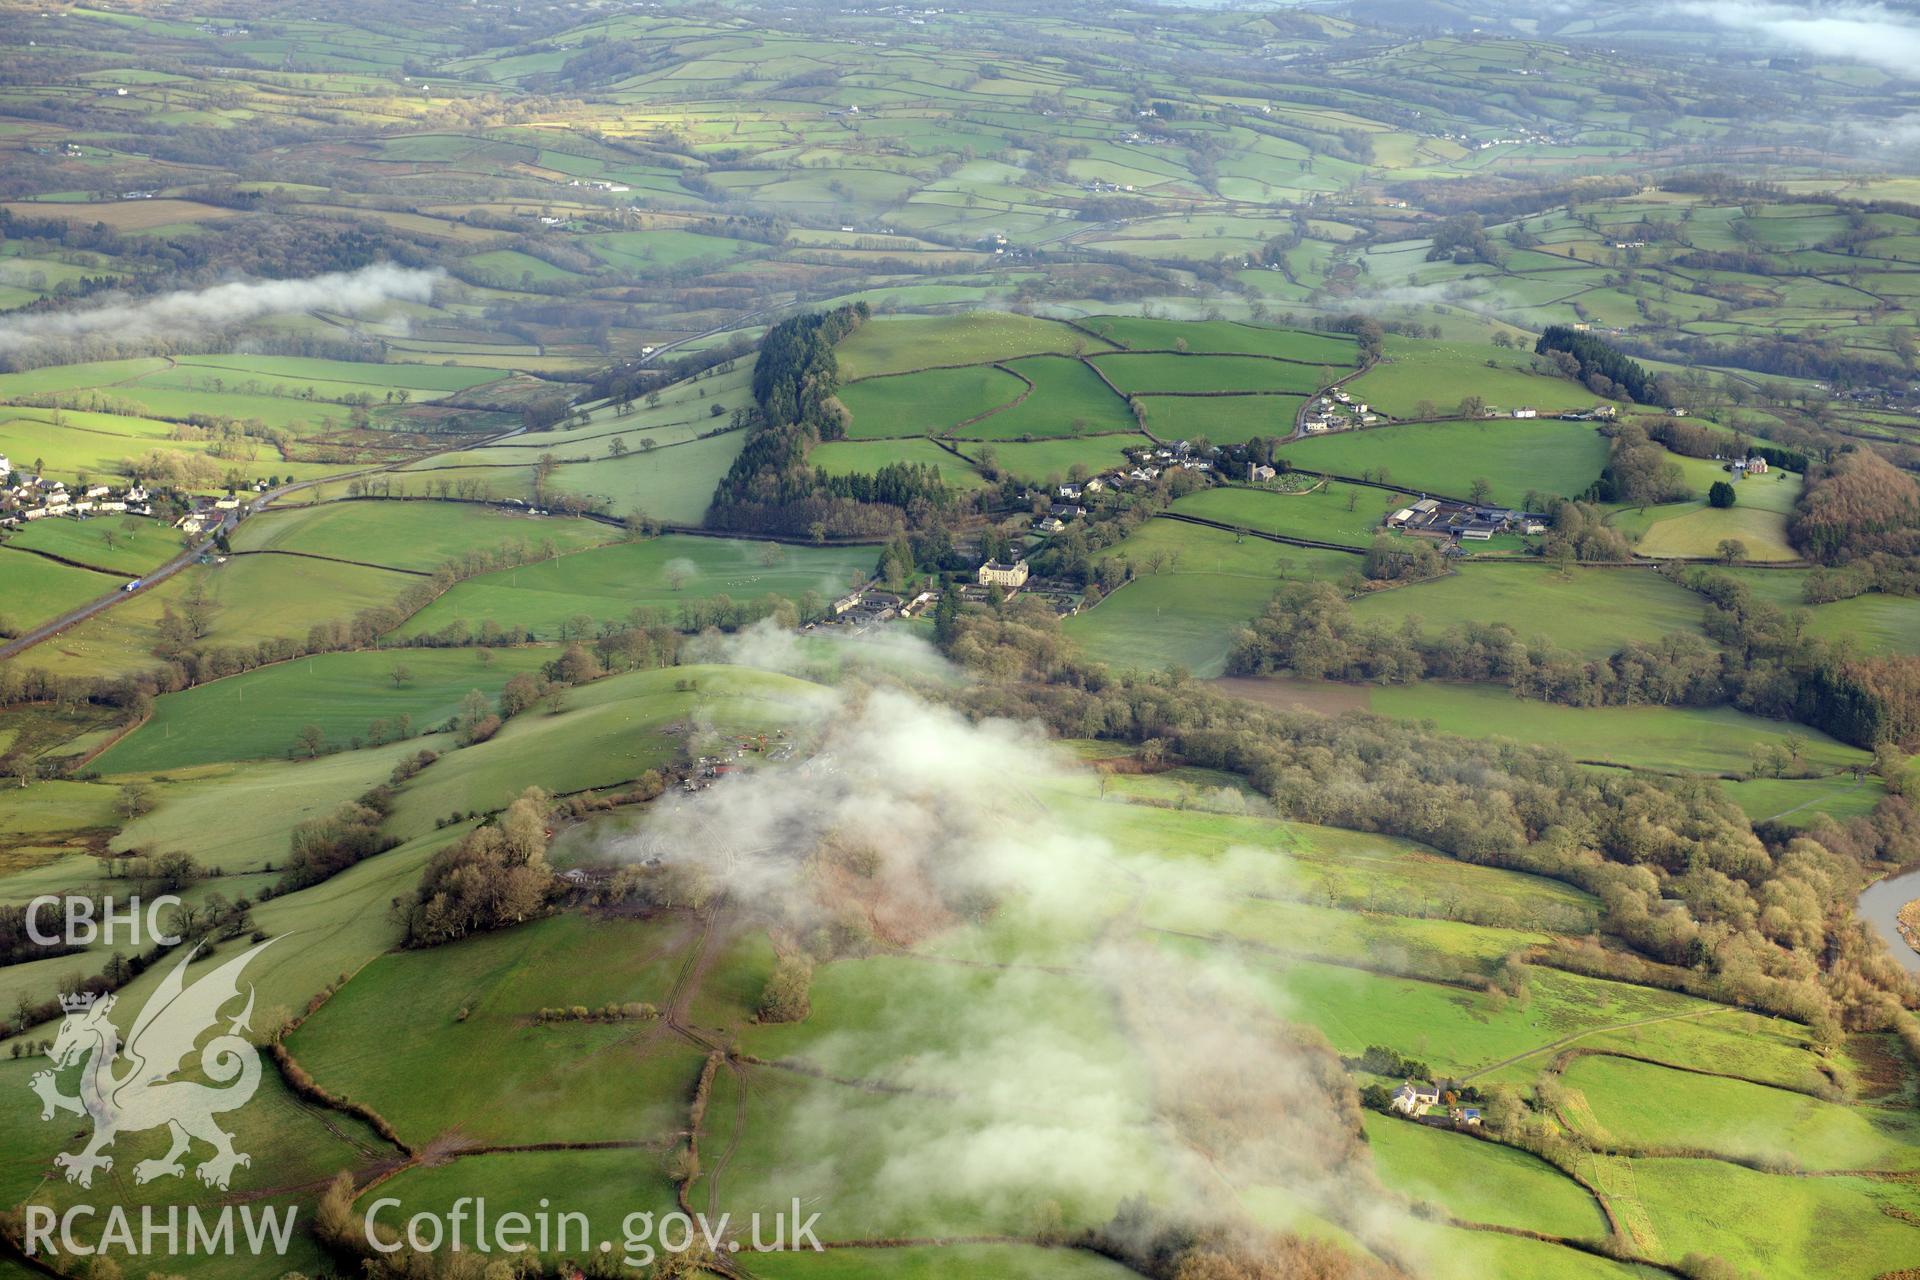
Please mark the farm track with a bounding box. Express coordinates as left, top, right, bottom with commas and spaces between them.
1460, 1005, 1729, 1082
1759, 774, 1871, 824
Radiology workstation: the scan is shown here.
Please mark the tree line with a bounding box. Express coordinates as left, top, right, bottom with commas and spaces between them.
940, 596, 1919, 1042
1224, 571, 1920, 753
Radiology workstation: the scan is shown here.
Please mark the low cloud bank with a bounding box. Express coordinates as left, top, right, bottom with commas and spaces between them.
0, 263, 441, 354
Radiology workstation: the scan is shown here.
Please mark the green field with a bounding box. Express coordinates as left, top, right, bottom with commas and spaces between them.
835, 313, 1103, 380
1350, 565, 1713, 658
1348, 338, 1610, 418
1091, 352, 1324, 395
962, 355, 1137, 439
1625, 1159, 1920, 1280
542, 430, 749, 526
1366, 683, 1868, 775
1139, 394, 1305, 440
1363, 1114, 1607, 1238
0, 547, 122, 634
1633, 503, 1799, 562
291, 912, 709, 1145
1068, 572, 1283, 677
1559, 1054, 1920, 1171
107, 735, 458, 873
1278, 419, 1610, 507
1172, 484, 1399, 548
231, 501, 616, 572
385, 663, 823, 835
836, 365, 1027, 439
1077, 316, 1360, 364
5, 11, 1920, 1278
973, 433, 1153, 483
95, 647, 557, 772
12, 553, 419, 678
3, 515, 182, 574
809, 437, 988, 489
397, 535, 877, 640
1066, 518, 1357, 675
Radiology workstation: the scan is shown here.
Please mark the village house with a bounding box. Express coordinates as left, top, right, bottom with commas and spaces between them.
977, 557, 1030, 589
1391, 1082, 1440, 1116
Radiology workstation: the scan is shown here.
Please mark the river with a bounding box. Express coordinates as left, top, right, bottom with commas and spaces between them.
1857, 866, 1920, 975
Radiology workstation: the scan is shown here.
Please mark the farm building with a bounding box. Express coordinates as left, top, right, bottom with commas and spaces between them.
1388, 497, 1538, 543
1391, 1082, 1440, 1115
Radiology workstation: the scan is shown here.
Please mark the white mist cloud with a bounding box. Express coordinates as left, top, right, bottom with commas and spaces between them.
601, 665, 1393, 1245
1677, 1, 1920, 75
0, 263, 442, 354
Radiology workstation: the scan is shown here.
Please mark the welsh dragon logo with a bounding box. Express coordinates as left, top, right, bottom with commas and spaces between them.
30, 939, 275, 1191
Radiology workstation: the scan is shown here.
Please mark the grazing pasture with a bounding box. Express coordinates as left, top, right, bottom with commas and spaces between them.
1362, 1114, 1606, 1238
1139, 394, 1306, 440
1091, 352, 1325, 396
834, 312, 1101, 379
292, 913, 710, 1146
396, 536, 878, 640
1558, 1054, 1920, 1171
973, 433, 1152, 482
810, 437, 989, 488
962, 356, 1137, 439
1171, 484, 1396, 548
1349, 338, 1609, 417
95, 647, 555, 772
542, 430, 750, 525
0, 549, 121, 634
1366, 683, 1865, 775
3, 516, 181, 575
231, 501, 615, 571
109, 736, 460, 874
384, 664, 824, 835
1349, 565, 1712, 658
1278, 419, 1611, 507
835, 365, 1026, 438
1078, 316, 1361, 364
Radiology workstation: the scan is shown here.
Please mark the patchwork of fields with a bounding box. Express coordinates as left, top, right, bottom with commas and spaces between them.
2, 18, 1919, 1262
